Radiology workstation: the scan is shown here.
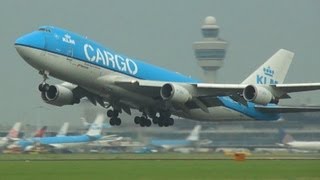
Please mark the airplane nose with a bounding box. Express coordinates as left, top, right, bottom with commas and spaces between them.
15, 31, 45, 68
15, 31, 45, 50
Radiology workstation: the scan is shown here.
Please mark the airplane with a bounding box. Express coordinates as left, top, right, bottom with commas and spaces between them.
150, 125, 208, 150
277, 129, 320, 151
14, 26, 320, 127
5, 125, 47, 152
15, 114, 105, 151
56, 122, 69, 137
0, 122, 21, 147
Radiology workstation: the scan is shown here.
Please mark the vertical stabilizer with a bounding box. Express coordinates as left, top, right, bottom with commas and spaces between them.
56, 122, 69, 137
33, 126, 47, 137
86, 114, 105, 136
279, 129, 295, 144
7, 122, 21, 138
241, 49, 294, 85
186, 125, 202, 141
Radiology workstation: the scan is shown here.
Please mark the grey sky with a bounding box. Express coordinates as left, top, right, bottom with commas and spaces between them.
0, 0, 320, 126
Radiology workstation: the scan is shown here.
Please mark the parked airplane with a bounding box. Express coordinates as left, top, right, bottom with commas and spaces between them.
15, 26, 320, 127
0, 122, 21, 147
150, 125, 206, 149
5, 125, 47, 151
56, 122, 69, 137
24, 114, 105, 151
277, 129, 320, 151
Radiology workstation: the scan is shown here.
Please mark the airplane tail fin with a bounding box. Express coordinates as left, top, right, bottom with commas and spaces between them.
86, 113, 105, 136
279, 128, 295, 144
33, 126, 47, 137
186, 125, 201, 141
241, 49, 294, 85
81, 117, 91, 129
56, 122, 69, 137
7, 122, 21, 139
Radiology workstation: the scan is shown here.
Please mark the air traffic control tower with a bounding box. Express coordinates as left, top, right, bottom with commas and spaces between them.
193, 16, 228, 83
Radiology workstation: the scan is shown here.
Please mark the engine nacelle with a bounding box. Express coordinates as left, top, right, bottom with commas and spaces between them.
160, 83, 192, 104
243, 85, 275, 105
41, 85, 77, 106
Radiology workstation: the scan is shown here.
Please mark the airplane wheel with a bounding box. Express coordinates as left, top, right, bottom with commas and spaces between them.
152, 117, 159, 124
168, 118, 174, 126
115, 118, 121, 126
107, 110, 113, 118
110, 118, 116, 126
146, 119, 151, 127
134, 116, 140, 124
158, 120, 164, 127
38, 83, 49, 92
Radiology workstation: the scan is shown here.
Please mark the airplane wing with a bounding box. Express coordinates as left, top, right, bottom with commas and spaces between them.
272, 83, 320, 93
255, 105, 320, 113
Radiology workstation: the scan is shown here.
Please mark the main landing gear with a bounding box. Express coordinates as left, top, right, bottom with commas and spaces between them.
134, 112, 174, 127
107, 109, 121, 126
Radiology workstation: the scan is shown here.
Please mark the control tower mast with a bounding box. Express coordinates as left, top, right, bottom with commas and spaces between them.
193, 16, 228, 83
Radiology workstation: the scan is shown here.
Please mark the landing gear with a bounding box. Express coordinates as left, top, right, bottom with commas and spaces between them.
107, 109, 121, 126
134, 111, 174, 127
38, 83, 50, 92
38, 70, 50, 92
133, 115, 152, 127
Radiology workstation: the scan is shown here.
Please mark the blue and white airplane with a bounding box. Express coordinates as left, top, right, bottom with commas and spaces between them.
13, 114, 104, 151
15, 26, 320, 127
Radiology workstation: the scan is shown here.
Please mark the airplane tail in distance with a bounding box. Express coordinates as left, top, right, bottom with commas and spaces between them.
86, 114, 105, 136
279, 128, 295, 144
81, 117, 91, 129
56, 122, 69, 137
241, 49, 294, 85
186, 125, 201, 141
33, 126, 47, 137
7, 122, 22, 138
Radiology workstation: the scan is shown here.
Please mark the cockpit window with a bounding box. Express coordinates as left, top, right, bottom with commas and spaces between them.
38, 27, 51, 32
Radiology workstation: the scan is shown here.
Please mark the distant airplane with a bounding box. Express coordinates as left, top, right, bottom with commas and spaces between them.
277, 129, 320, 151
0, 122, 21, 147
150, 125, 206, 150
22, 114, 105, 151
56, 122, 69, 137
5, 125, 47, 151
15, 26, 320, 127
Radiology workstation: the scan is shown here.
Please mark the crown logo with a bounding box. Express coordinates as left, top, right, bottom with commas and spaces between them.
263, 66, 274, 77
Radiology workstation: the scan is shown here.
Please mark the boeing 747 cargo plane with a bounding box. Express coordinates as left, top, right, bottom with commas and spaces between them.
14, 26, 320, 127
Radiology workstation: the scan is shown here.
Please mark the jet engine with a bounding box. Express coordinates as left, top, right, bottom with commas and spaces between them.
41, 85, 79, 106
243, 85, 276, 105
160, 83, 192, 104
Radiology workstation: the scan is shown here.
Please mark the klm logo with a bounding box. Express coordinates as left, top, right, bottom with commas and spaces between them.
62, 34, 75, 45
256, 66, 278, 84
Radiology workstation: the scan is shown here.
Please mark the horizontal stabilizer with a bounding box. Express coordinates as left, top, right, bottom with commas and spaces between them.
255, 105, 320, 113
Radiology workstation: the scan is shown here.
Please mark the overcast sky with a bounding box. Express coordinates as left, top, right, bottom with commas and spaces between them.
0, 0, 319, 126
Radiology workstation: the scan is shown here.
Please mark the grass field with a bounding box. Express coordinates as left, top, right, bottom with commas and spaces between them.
0, 153, 320, 180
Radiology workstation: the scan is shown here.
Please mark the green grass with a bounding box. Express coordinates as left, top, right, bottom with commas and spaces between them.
0, 154, 320, 180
